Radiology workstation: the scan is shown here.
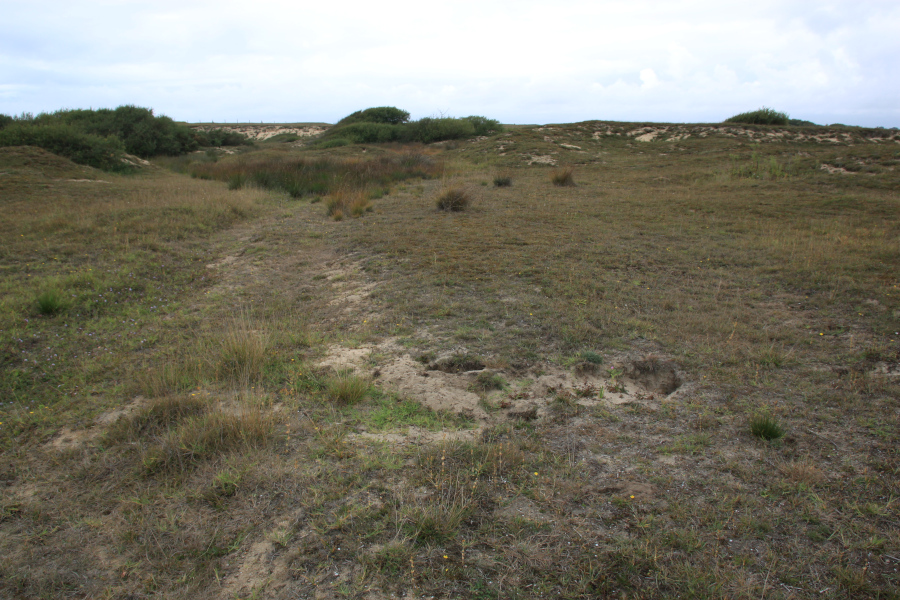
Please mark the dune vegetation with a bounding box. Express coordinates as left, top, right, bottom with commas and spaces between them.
0, 108, 898, 599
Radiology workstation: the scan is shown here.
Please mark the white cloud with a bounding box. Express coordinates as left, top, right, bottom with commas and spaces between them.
0, 0, 898, 126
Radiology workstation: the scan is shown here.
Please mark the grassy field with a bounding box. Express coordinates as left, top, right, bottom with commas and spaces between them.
1, 122, 898, 599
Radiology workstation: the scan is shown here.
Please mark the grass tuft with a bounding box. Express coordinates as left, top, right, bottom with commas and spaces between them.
35, 288, 66, 315
326, 371, 370, 405
436, 186, 470, 211
493, 169, 513, 187
142, 405, 273, 472
471, 370, 506, 392
105, 394, 208, 444
750, 413, 785, 440
218, 315, 270, 387
550, 166, 576, 186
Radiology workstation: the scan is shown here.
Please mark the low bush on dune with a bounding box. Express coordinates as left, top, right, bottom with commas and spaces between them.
0, 123, 129, 171
319, 106, 503, 146
0, 105, 206, 170
725, 107, 790, 126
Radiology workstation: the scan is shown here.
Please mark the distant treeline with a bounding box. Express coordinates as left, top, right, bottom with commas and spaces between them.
0, 106, 250, 171
317, 106, 503, 147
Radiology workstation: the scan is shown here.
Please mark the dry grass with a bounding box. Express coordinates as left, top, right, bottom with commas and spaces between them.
2, 125, 899, 599
325, 187, 371, 220
218, 313, 270, 387
436, 186, 470, 211
550, 165, 575, 186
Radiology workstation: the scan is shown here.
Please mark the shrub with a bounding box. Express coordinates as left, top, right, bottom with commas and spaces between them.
436, 186, 470, 211
550, 166, 576, 186
194, 128, 252, 147
326, 122, 399, 144
0, 114, 12, 129
406, 117, 475, 144
264, 132, 299, 143
750, 414, 785, 440
0, 123, 127, 171
316, 138, 351, 149
580, 351, 604, 364
725, 107, 790, 126
465, 115, 503, 136
337, 106, 411, 126
321, 108, 502, 145
33, 105, 198, 157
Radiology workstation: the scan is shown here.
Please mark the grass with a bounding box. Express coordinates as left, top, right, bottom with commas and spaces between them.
326, 371, 370, 405
2, 119, 899, 599
436, 186, 470, 211
749, 413, 786, 440
550, 165, 575, 186
35, 287, 66, 315
493, 169, 513, 187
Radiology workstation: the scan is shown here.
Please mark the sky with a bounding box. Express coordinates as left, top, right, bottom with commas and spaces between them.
1, 0, 898, 127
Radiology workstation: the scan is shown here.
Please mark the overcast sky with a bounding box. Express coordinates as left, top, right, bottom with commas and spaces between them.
1, 0, 898, 127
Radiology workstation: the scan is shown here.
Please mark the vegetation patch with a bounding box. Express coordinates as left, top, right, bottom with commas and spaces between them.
550, 166, 576, 186
749, 413, 786, 440
436, 186, 470, 211
725, 107, 790, 125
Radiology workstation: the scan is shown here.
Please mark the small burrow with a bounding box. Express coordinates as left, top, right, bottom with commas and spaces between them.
429, 353, 486, 374
621, 356, 683, 395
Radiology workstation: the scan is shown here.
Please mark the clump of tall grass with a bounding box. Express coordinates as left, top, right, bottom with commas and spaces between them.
190, 153, 442, 200
325, 188, 372, 220
550, 166, 576, 186
750, 413, 785, 440
35, 288, 67, 315
142, 404, 273, 472
493, 169, 513, 187
436, 186, 470, 211
218, 314, 270, 387
326, 371, 370, 405
725, 107, 790, 126
105, 394, 209, 445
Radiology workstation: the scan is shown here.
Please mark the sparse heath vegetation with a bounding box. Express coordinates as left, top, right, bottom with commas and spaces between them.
1, 112, 898, 600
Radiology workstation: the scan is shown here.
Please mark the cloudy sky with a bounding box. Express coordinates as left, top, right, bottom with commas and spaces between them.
1, 0, 898, 127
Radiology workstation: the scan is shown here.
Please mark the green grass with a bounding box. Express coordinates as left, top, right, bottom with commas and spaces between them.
749, 413, 786, 440
326, 371, 370, 405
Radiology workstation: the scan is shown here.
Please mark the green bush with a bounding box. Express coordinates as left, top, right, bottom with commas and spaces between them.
32, 105, 198, 157
725, 107, 790, 126
322, 107, 503, 146
193, 128, 252, 147
337, 106, 410, 126
0, 123, 127, 171
465, 115, 503, 136
327, 122, 399, 144
405, 117, 475, 143
0, 114, 12, 130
